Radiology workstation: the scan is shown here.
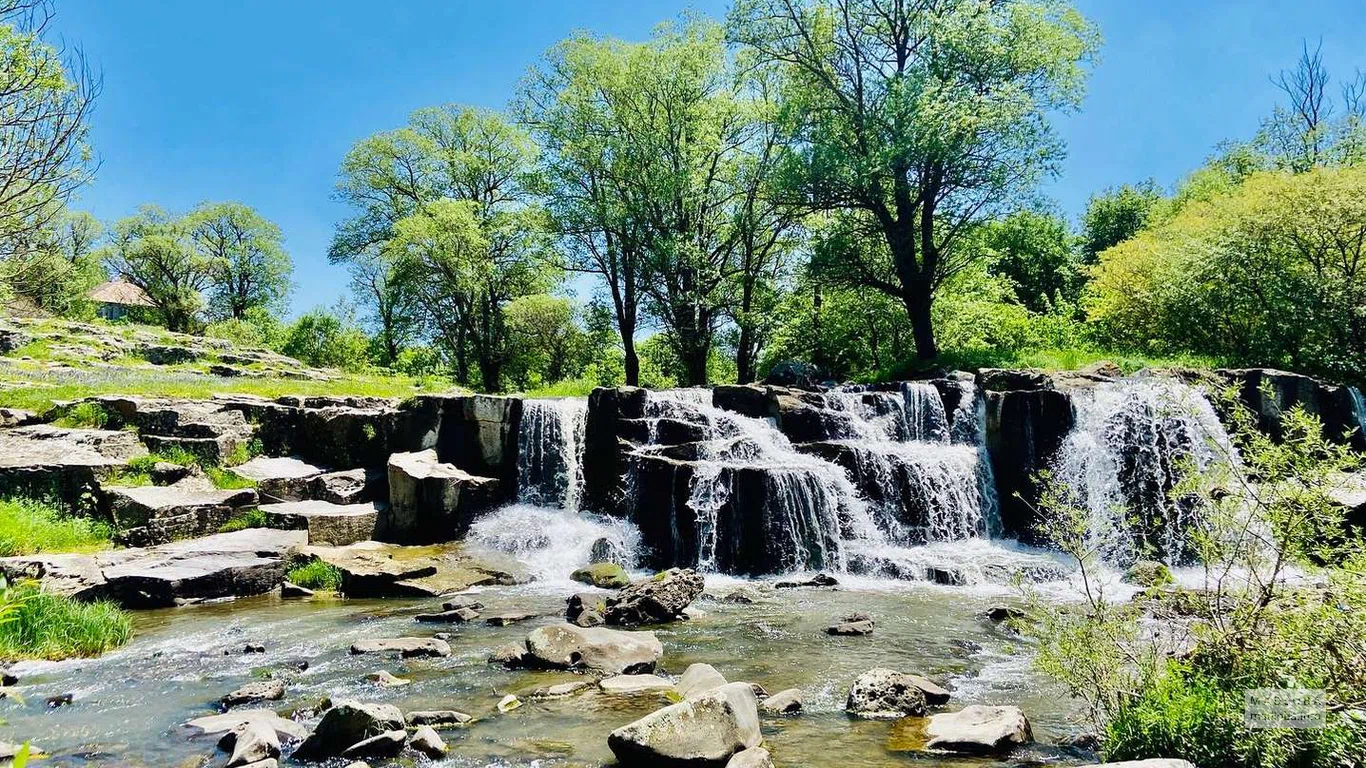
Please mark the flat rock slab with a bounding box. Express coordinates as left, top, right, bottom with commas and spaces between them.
925, 704, 1032, 754
599, 674, 679, 695
107, 483, 257, 546
184, 709, 309, 742
235, 456, 329, 499
0, 425, 147, 501
0, 528, 306, 608
261, 500, 380, 546
349, 637, 452, 658
306, 540, 525, 597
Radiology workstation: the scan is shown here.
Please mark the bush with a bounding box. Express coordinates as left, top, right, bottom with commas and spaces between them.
0, 580, 133, 660
203, 306, 286, 350
280, 308, 372, 371
286, 559, 343, 591
0, 497, 110, 556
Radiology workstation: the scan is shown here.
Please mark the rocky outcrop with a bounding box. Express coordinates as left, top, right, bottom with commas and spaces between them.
292, 700, 405, 761
381, 450, 500, 543
233, 456, 329, 500
980, 371, 1075, 540
92, 395, 256, 464
924, 704, 1032, 754
0, 424, 146, 503
583, 386, 648, 513
604, 568, 704, 626
261, 500, 380, 546
0, 528, 305, 608
401, 394, 524, 487
104, 480, 257, 546
522, 623, 664, 674
305, 540, 522, 597
1217, 368, 1366, 450
607, 682, 761, 767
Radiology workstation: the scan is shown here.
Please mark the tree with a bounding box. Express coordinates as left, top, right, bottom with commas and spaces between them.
0, 0, 98, 267
504, 294, 585, 387
280, 306, 370, 371
1256, 40, 1366, 172
186, 201, 293, 320
101, 206, 211, 332
1079, 180, 1164, 262
347, 252, 422, 366
730, 0, 1097, 360
3, 207, 103, 314
984, 209, 1080, 311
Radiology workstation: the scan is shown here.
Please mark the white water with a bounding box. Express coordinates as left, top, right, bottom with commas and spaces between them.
466, 503, 640, 584
1353, 386, 1366, 440
516, 398, 587, 510
1052, 377, 1236, 565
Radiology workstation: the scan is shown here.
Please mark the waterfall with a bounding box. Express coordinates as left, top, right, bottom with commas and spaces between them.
1052, 377, 1235, 565
901, 382, 950, 443
467, 503, 640, 583
516, 398, 587, 510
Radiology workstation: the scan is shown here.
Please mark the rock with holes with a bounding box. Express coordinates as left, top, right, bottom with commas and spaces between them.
523, 623, 663, 674
845, 668, 928, 719
608, 681, 761, 767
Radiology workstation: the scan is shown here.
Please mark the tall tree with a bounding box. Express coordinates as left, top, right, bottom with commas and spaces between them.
984, 208, 1080, 311
729, 0, 1097, 360
5, 207, 103, 313
101, 206, 211, 332
0, 0, 98, 267
186, 201, 293, 320
1079, 180, 1163, 262
348, 252, 422, 366
1257, 40, 1366, 172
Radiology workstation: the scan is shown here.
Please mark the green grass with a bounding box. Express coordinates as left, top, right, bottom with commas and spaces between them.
0, 497, 111, 556
0, 581, 133, 661
286, 559, 343, 591
912, 346, 1229, 378
52, 401, 110, 429
218, 507, 267, 533
521, 378, 599, 398
207, 467, 257, 490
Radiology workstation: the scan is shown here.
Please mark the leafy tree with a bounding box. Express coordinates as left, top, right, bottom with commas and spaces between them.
186, 201, 293, 320
4, 208, 103, 315
983, 209, 1080, 311
0, 0, 97, 267
1080, 180, 1164, 262
348, 252, 422, 366
729, 0, 1098, 361
101, 206, 211, 332
280, 307, 370, 371
204, 306, 285, 350
504, 294, 585, 388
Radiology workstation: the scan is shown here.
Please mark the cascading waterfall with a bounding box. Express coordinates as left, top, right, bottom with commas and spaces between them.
515, 398, 587, 510
1052, 377, 1236, 565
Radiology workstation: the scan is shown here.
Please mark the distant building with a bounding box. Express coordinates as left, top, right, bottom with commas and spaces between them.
88, 279, 154, 321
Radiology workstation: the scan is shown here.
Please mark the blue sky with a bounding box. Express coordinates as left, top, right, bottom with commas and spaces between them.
49, 0, 1366, 316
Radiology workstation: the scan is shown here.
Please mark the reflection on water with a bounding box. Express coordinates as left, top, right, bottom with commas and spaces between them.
4, 576, 1089, 767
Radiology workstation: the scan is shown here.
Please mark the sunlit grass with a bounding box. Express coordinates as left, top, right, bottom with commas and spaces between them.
286, 559, 343, 591
0, 581, 133, 660
0, 497, 111, 557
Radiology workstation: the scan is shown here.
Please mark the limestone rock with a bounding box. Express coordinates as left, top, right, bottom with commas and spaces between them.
341, 730, 406, 759
349, 637, 451, 658
600, 674, 679, 695
925, 704, 1032, 754
293, 700, 405, 761
725, 746, 775, 768
305, 539, 522, 598
261, 499, 379, 546
489, 642, 527, 667
826, 612, 875, 636
759, 688, 802, 715
0, 424, 147, 503
404, 710, 472, 727
105, 483, 257, 547
223, 721, 279, 767
604, 568, 704, 626
523, 623, 663, 674
184, 709, 308, 743
222, 680, 285, 707
571, 562, 631, 589
409, 725, 447, 757
382, 449, 500, 543
233, 456, 328, 500
845, 668, 928, 719
415, 606, 480, 623
365, 670, 410, 688
678, 663, 728, 699
607, 681, 761, 767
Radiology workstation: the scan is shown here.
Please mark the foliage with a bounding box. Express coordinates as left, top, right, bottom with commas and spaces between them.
1080, 180, 1164, 263
1086, 167, 1366, 386
186, 201, 294, 320
279, 307, 372, 371
203, 306, 287, 350
218, 507, 266, 532
982, 209, 1083, 313
99, 206, 212, 333
2, 209, 104, 317
53, 401, 108, 428
0, 579, 132, 661
1026, 403, 1366, 768
504, 294, 586, 390
206, 467, 256, 490
1251, 41, 1366, 173
286, 559, 343, 591
729, 0, 1098, 360
0, 496, 109, 556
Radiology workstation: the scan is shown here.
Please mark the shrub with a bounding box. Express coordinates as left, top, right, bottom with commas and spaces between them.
0, 580, 133, 660
286, 559, 343, 591
0, 497, 110, 556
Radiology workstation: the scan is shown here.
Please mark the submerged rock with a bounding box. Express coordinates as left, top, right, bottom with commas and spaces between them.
523, 623, 664, 674
304, 539, 522, 598
845, 668, 928, 719
604, 568, 704, 626
925, 704, 1032, 754
607, 681, 761, 767
184, 709, 308, 743
774, 572, 838, 589
293, 700, 405, 761
222, 680, 285, 707
826, 612, 875, 636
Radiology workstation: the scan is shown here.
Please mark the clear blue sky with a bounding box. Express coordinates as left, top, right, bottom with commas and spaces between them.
49, 0, 1366, 316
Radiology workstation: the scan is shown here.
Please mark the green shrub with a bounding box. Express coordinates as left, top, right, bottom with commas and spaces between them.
0, 497, 110, 556
53, 402, 109, 429
286, 559, 343, 591
0, 580, 133, 660
218, 507, 267, 532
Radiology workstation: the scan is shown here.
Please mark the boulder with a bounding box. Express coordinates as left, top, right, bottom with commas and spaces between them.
311, 467, 386, 505
418, 394, 524, 485
845, 668, 928, 719
924, 704, 1032, 754
826, 613, 875, 636
305, 540, 522, 597
404, 710, 472, 728
349, 637, 451, 658
571, 562, 631, 589
590, 536, 629, 565
222, 680, 286, 707
233, 456, 328, 501
678, 663, 728, 699
261, 500, 379, 546
293, 700, 405, 761
488, 642, 528, 667
599, 674, 679, 695
485, 612, 536, 626
184, 709, 308, 743
365, 670, 410, 688
105, 482, 257, 547
340, 730, 406, 759
726, 747, 775, 768
223, 721, 280, 767
523, 623, 663, 674
409, 725, 447, 757
604, 568, 704, 626
759, 688, 802, 715
382, 450, 500, 543
607, 682, 761, 767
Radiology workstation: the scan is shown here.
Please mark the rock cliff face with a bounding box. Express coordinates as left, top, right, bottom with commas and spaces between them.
979, 371, 1077, 541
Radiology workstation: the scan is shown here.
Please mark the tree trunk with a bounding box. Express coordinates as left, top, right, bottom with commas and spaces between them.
622, 332, 640, 387
903, 279, 938, 361
736, 323, 755, 384
681, 344, 709, 387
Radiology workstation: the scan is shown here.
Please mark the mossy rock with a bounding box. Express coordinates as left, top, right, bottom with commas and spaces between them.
1123, 559, 1174, 588
570, 563, 631, 589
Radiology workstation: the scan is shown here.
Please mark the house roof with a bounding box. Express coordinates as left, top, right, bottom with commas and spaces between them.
88, 279, 155, 307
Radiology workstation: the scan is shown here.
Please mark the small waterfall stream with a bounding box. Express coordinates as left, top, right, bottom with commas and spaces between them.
515, 398, 587, 510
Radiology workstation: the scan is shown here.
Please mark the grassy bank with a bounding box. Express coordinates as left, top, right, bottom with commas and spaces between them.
0, 497, 110, 557
0, 581, 133, 660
